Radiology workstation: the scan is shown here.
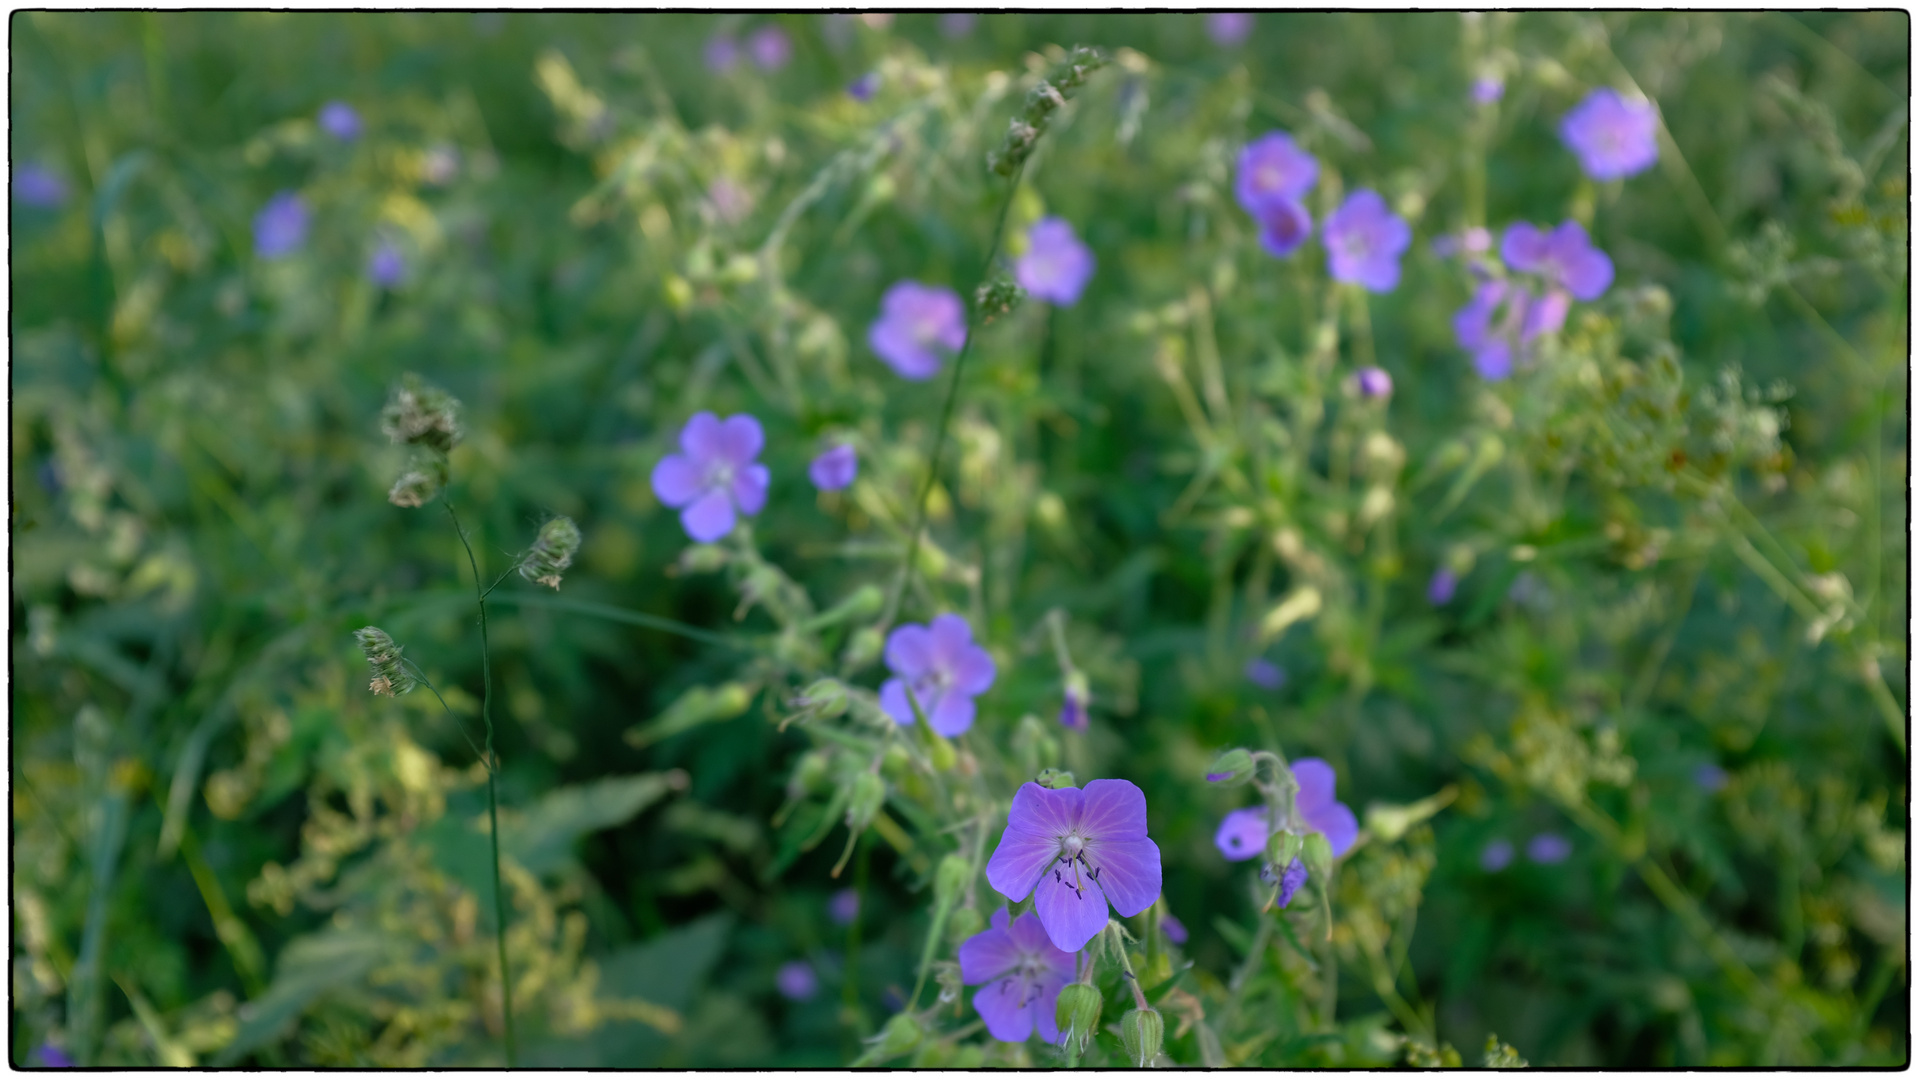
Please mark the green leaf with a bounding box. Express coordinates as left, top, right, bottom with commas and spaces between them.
520, 913, 733, 1067
212, 929, 398, 1065
504, 771, 684, 875
624, 682, 757, 748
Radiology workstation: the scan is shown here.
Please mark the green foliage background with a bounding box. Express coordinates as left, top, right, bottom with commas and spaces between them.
9, 10, 1908, 1068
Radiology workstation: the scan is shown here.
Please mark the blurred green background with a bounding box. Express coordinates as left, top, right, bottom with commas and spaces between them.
9, 11, 1908, 1068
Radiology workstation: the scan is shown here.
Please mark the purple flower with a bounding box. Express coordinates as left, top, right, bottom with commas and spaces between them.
704, 34, 741, 73
1293, 758, 1360, 856
1015, 217, 1096, 306
957, 909, 1076, 1043
368, 241, 405, 287
829, 887, 861, 925
1480, 838, 1515, 872
1356, 366, 1393, 399
748, 25, 792, 71
1234, 132, 1318, 215
1214, 806, 1270, 862
848, 72, 881, 101
879, 613, 997, 736
1244, 658, 1285, 691
253, 191, 309, 259
319, 101, 362, 141
1253, 197, 1314, 259
939, 12, 977, 38
1526, 832, 1572, 864
868, 280, 966, 380
1500, 220, 1614, 302
31, 1044, 74, 1068
1323, 189, 1411, 293
1428, 568, 1458, 605
1207, 12, 1255, 46
808, 443, 858, 491
1271, 858, 1309, 908
1432, 226, 1492, 260
1160, 913, 1188, 945
776, 959, 819, 1000
13, 164, 67, 208
1453, 278, 1530, 380
1694, 763, 1729, 793
1472, 77, 1505, 105
985, 778, 1163, 952
1561, 88, 1659, 181
650, 412, 770, 543
1058, 678, 1088, 732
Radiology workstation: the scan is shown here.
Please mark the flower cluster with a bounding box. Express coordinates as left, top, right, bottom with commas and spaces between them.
1234, 131, 1410, 292
381, 375, 463, 507
1452, 220, 1613, 379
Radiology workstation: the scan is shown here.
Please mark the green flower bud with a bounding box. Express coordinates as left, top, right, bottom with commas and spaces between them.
1266, 829, 1304, 870
846, 771, 886, 831
1120, 1007, 1164, 1067
1302, 831, 1335, 881
519, 515, 582, 589
1055, 983, 1103, 1054
789, 749, 831, 796
934, 853, 971, 908
880, 743, 912, 780
974, 276, 1026, 324
873, 1012, 922, 1059
1205, 748, 1255, 785
845, 626, 884, 667
947, 906, 984, 947
678, 543, 730, 574
928, 731, 957, 773
1035, 768, 1077, 790
796, 678, 849, 720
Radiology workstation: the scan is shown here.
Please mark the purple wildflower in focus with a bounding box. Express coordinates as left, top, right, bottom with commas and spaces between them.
1527, 832, 1573, 864
848, 72, 881, 101
957, 909, 1075, 1043
1323, 189, 1412, 293
808, 443, 858, 492
986, 778, 1163, 952
1501, 220, 1614, 302
704, 34, 741, 73
1428, 567, 1458, 605
1292, 758, 1360, 856
319, 101, 362, 141
1160, 913, 1188, 945
650, 412, 770, 543
829, 888, 860, 925
368, 242, 405, 288
1015, 217, 1096, 306
1207, 12, 1255, 46
1694, 763, 1729, 793
13, 164, 67, 208
1253, 198, 1315, 259
31, 1045, 74, 1068
1234, 132, 1318, 215
1561, 87, 1660, 181
1356, 366, 1393, 399
940, 12, 977, 38
1273, 858, 1309, 908
1214, 806, 1270, 862
748, 25, 792, 71
776, 960, 819, 1001
868, 280, 966, 380
253, 192, 310, 259
879, 613, 997, 736
1480, 838, 1515, 872
1244, 657, 1285, 690
1472, 77, 1505, 105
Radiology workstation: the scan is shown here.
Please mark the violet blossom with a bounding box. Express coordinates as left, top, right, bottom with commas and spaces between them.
1207, 12, 1254, 46
650, 412, 770, 543
319, 101, 362, 141
253, 191, 309, 259
939, 12, 977, 38
868, 280, 966, 380
1323, 189, 1411, 293
1561, 87, 1659, 181
704, 34, 741, 74
748, 25, 792, 71
808, 443, 858, 491
1244, 657, 1285, 691
13, 165, 67, 208
1212, 757, 1359, 862
847, 72, 880, 101
1356, 366, 1393, 399
368, 241, 406, 288
1527, 832, 1573, 864
829, 888, 860, 925
1472, 77, 1505, 105
1694, 763, 1729, 792
1253, 197, 1315, 259
1160, 913, 1188, 945
956, 909, 1075, 1043
879, 613, 996, 736
1480, 838, 1515, 872
1234, 131, 1318, 216
1015, 217, 1096, 306
776, 960, 819, 1000
1262, 857, 1310, 908
1428, 567, 1459, 605
985, 778, 1163, 952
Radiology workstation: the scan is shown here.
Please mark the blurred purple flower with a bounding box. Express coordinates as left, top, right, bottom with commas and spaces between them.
749, 25, 792, 71
704, 34, 741, 73
848, 72, 881, 101
1561, 88, 1659, 181
1527, 832, 1573, 864
1160, 913, 1188, 945
1292, 758, 1360, 857
1428, 568, 1458, 605
1234, 131, 1318, 215
1253, 197, 1314, 259
986, 778, 1162, 952
319, 101, 362, 141
1501, 220, 1614, 302
31, 1045, 74, 1068
13, 164, 67, 208
808, 443, 858, 491
1480, 838, 1515, 872
1453, 278, 1530, 381
1472, 77, 1505, 105
1207, 12, 1254, 46
939, 12, 977, 38
1432, 226, 1492, 259
650, 412, 769, 543
1015, 217, 1096, 306
1694, 763, 1729, 793
1058, 679, 1088, 731
957, 909, 1075, 1043
1214, 806, 1270, 862
1273, 858, 1309, 907
879, 613, 997, 736
253, 191, 309, 259
1244, 657, 1285, 690
829, 887, 861, 925
777, 960, 819, 1000
1356, 366, 1393, 399
868, 280, 966, 380
1324, 189, 1411, 293
368, 241, 405, 287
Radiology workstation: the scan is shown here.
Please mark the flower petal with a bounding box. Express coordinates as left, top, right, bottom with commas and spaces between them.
1561, 246, 1613, 301
957, 924, 1022, 985
718, 414, 764, 464
949, 644, 997, 696
1522, 289, 1571, 341
650, 454, 702, 508
1500, 223, 1550, 274
926, 612, 976, 667
869, 320, 940, 380
928, 692, 976, 737
731, 463, 769, 516
680, 488, 736, 543
1307, 799, 1360, 857
1291, 758, 1337, 814
679, 411, 726, 461
971, 979, 1036, 1043
1078, 778, 1149, 841
1087, 836, 1160, 918
986, 784, 1082, 902
884, 624, 932, 679
1030, 972, 1070, 1045
1473, 340, 1513, 381
1213, 807, 1271, 862
1032, 863, 1110, 952
878, 679, 916, 726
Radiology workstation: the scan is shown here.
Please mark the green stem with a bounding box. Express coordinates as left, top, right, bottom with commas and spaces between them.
445, 498, 516, 1068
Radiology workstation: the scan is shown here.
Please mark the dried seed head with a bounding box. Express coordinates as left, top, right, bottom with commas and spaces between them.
519, 515, 582, 589
354, 627, 416, 697
380, 375, 463, 453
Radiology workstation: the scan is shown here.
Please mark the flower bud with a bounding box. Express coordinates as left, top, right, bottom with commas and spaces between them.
846, 771, 886, 831
845, 626, 884, 668
880, 743, 912, 781
794, 678, 849, 721
1055, 983, 1102, 1054
1302, 830, 1335, 881
1120, 1007, 1164, 1066
1058, 671, 1091, 731
1205, 748, 1255, 785
677, 542, 730, 574
1266, 829, 1304, 869
1035, 768, 1077, 790
353, 627, 416, 697
975, 276, 1026, 324
519, 515, 582, 589
873, 1012, 922, 1059
946, 906, 983, 947
789, 749, 832, 796
934, 853, 971, 908
927, 732, 958, 773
